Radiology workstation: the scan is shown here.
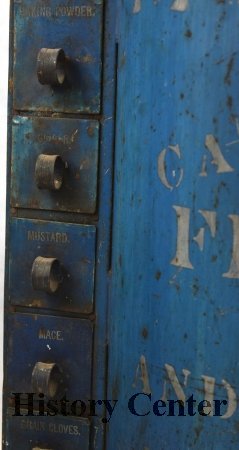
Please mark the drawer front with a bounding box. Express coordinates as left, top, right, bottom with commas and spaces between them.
5, 416, 90, 450
11, 116, 99, 214
6, 313, 93, 402
9, 218, 96, 314
13, 0, 103, 113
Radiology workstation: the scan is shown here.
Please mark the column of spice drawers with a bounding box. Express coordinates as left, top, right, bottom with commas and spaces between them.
3, 1, 116, 449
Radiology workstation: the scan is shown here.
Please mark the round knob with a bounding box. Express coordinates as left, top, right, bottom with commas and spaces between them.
37, 48, 66, 86
31, 257, 63, 294
35, 154, 66, 191
32, 362, 63, 399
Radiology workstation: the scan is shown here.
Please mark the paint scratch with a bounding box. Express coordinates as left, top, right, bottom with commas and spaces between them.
171, 0, 189, 12
133, 0, 141, 13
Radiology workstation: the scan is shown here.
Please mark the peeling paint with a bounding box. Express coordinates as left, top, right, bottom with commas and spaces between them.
171, 0, 189, 12
133, 0, 141, 13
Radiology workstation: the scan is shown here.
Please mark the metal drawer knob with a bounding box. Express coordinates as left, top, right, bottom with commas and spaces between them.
32, 362, 63, 399
35, 154, 66, 191
37, 48, 66, 86
31, 257, 63, 294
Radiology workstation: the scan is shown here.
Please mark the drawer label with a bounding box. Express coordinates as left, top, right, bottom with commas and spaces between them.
27, 231, 70, 244
35, 132, 78, 145
19, 4, 96, 18
38, 328, 64, 341
20, 418, 81, 435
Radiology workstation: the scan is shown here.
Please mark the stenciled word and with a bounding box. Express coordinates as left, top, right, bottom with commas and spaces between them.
134, 357, 237, 420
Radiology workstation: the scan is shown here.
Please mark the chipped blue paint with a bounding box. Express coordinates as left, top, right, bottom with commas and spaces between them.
6, 0, 239, 448
108, 1, 239, 448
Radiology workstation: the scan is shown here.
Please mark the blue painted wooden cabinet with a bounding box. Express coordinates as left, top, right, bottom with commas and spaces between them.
3, 0, 239, 449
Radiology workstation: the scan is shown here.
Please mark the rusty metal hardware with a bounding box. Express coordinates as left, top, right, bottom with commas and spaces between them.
37, 48, 66, 86
32, 362, 63, 399
35, 154, 66, 191
31, 257, 63, 294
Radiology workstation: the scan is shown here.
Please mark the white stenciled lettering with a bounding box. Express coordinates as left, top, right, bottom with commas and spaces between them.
204, 134, 234, 174
201, 375, 215, 417
171, 0, 189, 12
49, 423, 80, 435
20, 419, 46, 431
158, 145, 184, 190
171, 206, 193, 269
36, 132, 78, 145
39, 329, 64, 341
19, 4, 96, 18
171, 206, 217, 270
20, 6, 52, 17
202, 375, 237, 419
164, 364, 190, 404
133, 0, 141, 13
193, 210, 217, 252
223, 215, 239, 279
163, 365, 236, 419
221, 379, 237, 419
132, 360, 237, 419
55, 5, 95, 17
27, 231, 69, 244
133, 355, 152, 395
